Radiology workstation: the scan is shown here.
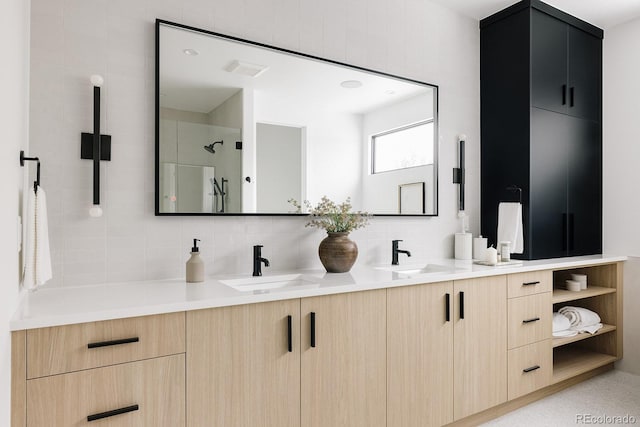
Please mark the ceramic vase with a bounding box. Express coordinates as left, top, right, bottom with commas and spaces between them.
318, 232, 358, 273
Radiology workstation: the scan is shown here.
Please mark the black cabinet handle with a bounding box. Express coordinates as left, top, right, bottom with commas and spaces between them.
522, 281, 540, 286
287, 315, 292, 353
310, 312, 316, 348
569, 87, 575, 107
88, 404, 139, 422
562, 84, 567, 105
522, 317, 541, 324
459, 292, 465, 320
445, 293, 450, 322
562, 213, 568, 251
88, 337, 139, 349
523, 365, 540, 373
569, 213, 575, 251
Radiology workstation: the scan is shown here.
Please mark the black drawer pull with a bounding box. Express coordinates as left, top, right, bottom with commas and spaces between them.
562, 84, 567, 105
522, 281, 540, 286
523, 365, 540, 373
310, 312, 316, 348
88, 404, 139, 421
88, 337, 139, 349
287, 315, 292, 353
445, 293, 451, 322
522, 317, 541, 324
459, 292, 465, 320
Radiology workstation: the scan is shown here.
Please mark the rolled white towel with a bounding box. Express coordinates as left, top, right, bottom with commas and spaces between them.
553, 312, 571, 333
558, 306, 601, 328
553, 329, 578, 338
573, 323, 603, 335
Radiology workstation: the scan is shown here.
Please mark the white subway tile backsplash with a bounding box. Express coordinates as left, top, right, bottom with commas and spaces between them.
30, 0, 479, 287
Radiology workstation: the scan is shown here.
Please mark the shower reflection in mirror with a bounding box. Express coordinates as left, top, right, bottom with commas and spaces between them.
159, 109, 242, 213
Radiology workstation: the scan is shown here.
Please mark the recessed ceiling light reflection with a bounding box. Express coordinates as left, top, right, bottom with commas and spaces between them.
340, 80, 363, 89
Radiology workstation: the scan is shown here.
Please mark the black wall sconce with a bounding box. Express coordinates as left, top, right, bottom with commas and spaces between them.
81, 75, 111, 217
453, 134, 466, 211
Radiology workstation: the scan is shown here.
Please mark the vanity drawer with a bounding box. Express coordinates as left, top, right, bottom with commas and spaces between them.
507, 270, 552, 298
508, 340, 552, 400
26, 312, 185, 379
26, 354, 185, 427
508, 292, 551, 349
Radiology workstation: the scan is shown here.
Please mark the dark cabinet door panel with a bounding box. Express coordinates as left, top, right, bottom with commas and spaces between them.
566, 117, 601, 255
530, 108, 569, 258
568, 26, 602, 122
531, 10, 568, 115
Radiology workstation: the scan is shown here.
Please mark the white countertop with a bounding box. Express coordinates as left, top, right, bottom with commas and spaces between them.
10, 254, 627, 331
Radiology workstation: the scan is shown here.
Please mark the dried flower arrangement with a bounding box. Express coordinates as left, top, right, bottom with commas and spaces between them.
289, 196, 370, 233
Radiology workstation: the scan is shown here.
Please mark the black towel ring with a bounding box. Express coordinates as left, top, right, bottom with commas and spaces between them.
506, 185, 522, 203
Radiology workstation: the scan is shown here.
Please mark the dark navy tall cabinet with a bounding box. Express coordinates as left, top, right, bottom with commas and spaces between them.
480, 0, 603, 260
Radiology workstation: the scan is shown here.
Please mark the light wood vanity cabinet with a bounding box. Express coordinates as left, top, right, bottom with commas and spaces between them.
186, 299, 301, 427
301, 290, 387, 427
186, 289, 386, 427
453, 276, 508, 420
27, 354, 185, 427
506, 270, 553, 401
12, 261, 623, 427
387, 276, 508, 425
15, 312, 186, 427
387, 281, 454, 427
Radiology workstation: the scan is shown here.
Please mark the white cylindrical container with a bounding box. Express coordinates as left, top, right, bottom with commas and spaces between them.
455, 233, 472, 260
499, 241, 511, 262
571, 273, 587, 289
485, 246, 498, 265
473, 236, 488, 260
566, 279, 581, 292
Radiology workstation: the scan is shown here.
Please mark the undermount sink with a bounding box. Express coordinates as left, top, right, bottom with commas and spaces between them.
220, 274, 318, 292
374, 263, 450, 277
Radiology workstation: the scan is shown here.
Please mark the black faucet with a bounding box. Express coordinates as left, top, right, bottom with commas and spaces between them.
392, 240, 412, 265
253, 245, 270, 276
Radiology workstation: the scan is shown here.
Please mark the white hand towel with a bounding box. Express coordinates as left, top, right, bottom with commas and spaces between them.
553, 312, 571, 332
497, 202, 523, 254
558, 306, 601, 328
23, 186, 52, 289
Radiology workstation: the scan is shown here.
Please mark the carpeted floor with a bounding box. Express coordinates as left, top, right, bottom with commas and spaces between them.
481, 370, 640, 426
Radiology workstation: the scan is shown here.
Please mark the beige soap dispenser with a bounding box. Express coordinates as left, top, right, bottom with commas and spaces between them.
186, 239, 204, 283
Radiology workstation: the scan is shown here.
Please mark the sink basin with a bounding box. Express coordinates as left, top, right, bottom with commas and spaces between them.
374, 264, 450, 277
220, 274, 317, 292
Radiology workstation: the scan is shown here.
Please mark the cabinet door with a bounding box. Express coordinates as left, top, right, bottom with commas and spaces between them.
531, 10, 568, 115
301, 290, 386, 427
387, 282, 454, 427
568, 26, 601, 122
453, 276, 507, 420
567, 116, 601, 255
530, 107, 570, 258
187, 300, 300, 427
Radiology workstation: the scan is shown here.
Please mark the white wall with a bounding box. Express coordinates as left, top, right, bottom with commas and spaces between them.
1, 0, 29, 423
603, 17, 640, 375
28, 0, 480, 286
254, 92, 364, 208
256, 123, 303, 212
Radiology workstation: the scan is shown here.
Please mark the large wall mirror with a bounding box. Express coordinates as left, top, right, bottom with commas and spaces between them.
156, 20, 439, 216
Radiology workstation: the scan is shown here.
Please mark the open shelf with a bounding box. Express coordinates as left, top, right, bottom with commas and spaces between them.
552, 324, 616, 348
552, 286, 616, 304
552, 347, 618, 384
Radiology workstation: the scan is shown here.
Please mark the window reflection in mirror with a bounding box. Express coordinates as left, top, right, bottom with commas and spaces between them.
156, 20, 438, 216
